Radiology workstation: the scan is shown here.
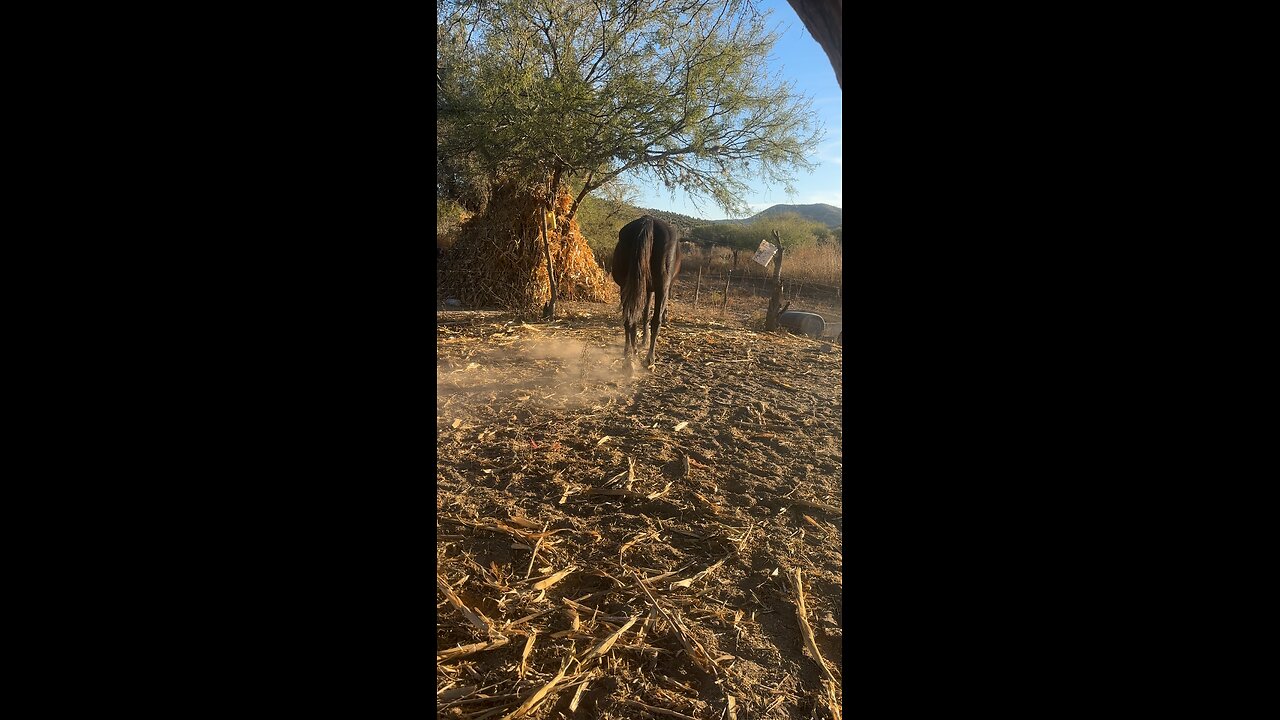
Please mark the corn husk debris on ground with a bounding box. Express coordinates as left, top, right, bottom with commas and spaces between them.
438, 295, 843, 719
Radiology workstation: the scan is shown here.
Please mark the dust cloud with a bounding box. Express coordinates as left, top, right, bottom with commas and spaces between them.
437, 332, 638, 413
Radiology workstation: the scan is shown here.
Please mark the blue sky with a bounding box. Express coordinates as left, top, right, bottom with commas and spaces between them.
627, 0, 842, 221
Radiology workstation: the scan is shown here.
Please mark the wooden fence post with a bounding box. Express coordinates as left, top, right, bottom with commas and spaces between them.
765, 231, 785, 331
694, 266, 702, 307
720, 270, 731, 317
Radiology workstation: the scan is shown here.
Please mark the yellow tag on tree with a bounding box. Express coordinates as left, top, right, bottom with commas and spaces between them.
545, 211, 557, 230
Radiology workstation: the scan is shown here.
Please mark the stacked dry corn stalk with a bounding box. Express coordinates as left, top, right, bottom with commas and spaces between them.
439, 184, 616, 311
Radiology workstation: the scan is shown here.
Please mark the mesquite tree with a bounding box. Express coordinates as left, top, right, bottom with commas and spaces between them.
437, 0, 824, 311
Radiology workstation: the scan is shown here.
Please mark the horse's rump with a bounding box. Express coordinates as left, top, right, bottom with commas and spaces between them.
613, 214, 682, 368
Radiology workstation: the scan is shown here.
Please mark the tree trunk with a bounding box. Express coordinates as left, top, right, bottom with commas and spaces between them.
541, 172, 563, 319
541, 204, 557, 319
694, 266, 702, 307
720, 270, 731, 317
786, 0, 842, 89
565, 169, 595, 222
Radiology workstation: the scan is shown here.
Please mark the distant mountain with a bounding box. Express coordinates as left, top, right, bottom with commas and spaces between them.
619, 203, 841, 231
714, 203, 842, 228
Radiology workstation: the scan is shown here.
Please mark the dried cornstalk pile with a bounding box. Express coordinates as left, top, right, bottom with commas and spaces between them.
440, 185, 616, 311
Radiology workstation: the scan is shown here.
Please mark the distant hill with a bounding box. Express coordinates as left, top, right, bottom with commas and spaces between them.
610, 203, 841, 232
714, 203, 842, 228
639, 208, 705, 234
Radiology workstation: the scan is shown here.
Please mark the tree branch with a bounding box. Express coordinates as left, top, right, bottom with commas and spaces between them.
566, 168, 595, 221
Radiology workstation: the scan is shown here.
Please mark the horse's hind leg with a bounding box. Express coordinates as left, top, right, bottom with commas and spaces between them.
641, 290, 653, 346
647, 286, 668, 370
622, 318, 635, 370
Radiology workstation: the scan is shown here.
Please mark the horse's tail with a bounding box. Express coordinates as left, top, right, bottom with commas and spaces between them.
621, 217, 653, 328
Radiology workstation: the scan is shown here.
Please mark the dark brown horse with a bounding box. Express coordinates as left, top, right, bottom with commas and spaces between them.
612, 215, 682, 371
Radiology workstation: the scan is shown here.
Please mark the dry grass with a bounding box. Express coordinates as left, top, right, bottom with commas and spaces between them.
675, 245, 842, 307
679, 244, 840, 285
779, 245, 842, 286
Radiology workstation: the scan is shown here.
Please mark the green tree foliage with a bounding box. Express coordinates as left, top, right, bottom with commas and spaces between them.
437, 0, 823, 219
574, 181, 712, 265
691, 212, 828, 254
641, 209, 702, 235
748, 211, 827, 251
688, 223, 731, 247
574, 193, 632, 262
436, 197, 470, 249
688, 221, 783, 271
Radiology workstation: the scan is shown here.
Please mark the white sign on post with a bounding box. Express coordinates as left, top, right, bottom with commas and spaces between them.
752, 239, 778, 266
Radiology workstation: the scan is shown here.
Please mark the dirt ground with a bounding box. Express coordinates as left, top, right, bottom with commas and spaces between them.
436, 276, 843, 720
